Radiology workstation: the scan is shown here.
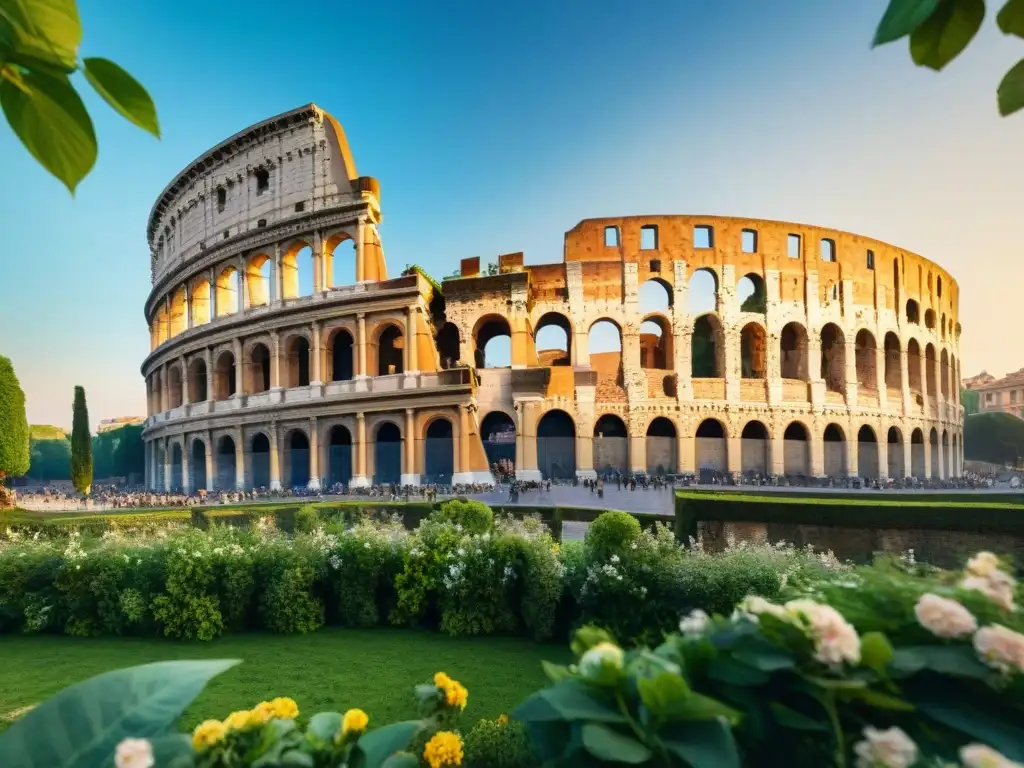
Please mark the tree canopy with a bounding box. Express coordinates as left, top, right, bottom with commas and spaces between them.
0, 355, 30, 482
70, 386, 92, 493
963, 411, 1024, 466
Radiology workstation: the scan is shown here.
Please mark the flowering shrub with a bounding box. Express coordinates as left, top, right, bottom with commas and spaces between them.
462, 714, 538, 768
432, 499, 494, 535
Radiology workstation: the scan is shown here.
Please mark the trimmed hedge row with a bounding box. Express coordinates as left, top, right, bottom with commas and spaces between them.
692, 487, 1024, 504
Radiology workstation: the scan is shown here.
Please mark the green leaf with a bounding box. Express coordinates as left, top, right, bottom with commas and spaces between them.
513, 683, 626, 724
0, 68, 96, 193
846, 689, 916, 712
892, 646, 990, 679
910, 0, 985, 70
281, 750, 315, 767
381, 754, 420, 768
998, 58, 1024, 115
82, 57, 159, 136
0, 659, 238, 768
663, 720, 740, 768
674, 693, 743, 725
355, 720, 422, 768
860, 631, 895, 675
732, 646, 795, 673
638, 672, 690, 718
997, 0, 1024, 37
874, 0, 942, 45
581, 723, 652, 764
707, 657, 769, 686
571, 626, 616, 657
305, 712, 342, 742
543, 660, 573, 682
769, 702, 829, 732
912, 688, 1024, 761
802, 675, 868, 691
0, 0, 81, 71
147, 733, 194, 765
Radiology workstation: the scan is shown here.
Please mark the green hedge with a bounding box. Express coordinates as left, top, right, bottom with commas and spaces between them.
691, 487, 1024, 504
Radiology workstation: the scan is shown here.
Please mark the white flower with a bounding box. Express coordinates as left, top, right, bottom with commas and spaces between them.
960, 743, 1024, 768
610, 554, 620, 564
853, 726, 917, 768
967, 552, 1001, 578
785, 599, 861, 666
114, 738, 154, 768
736, 595, 791, 623
679, 609, 709, 635
973, 624, 1024, 674
914, 593, 977, 639
961, 573, 1017, 612
578, 642, 624, 681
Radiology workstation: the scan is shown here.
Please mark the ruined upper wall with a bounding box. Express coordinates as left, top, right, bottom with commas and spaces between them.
147, 104, 374, 286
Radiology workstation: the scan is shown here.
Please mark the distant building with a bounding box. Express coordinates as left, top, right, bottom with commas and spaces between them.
97, 417, 145, 434
964, 369, 1024, 420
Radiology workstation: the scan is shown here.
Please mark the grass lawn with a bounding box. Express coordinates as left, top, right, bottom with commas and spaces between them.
0, 629, 569, 732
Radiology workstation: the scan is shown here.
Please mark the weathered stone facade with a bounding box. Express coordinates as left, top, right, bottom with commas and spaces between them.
142, 105, 964, 491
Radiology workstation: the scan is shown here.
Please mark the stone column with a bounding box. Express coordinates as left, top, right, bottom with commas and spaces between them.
877, 436, 888, 480
771, 434, 787, 476
273, 243, 284, 304
181, 437, 191, 494
143, 441, 150, 489
312, 232, 323, 293
727, 436, 742, 476
232, 339, 243, 397
810, 432, 825, 477
402, 408, 419, 486
923, 435, 932, 479
180, 356, 190, 406
161, 366, 169, 412
270, 330, 281, 389
629, 433, 645, 473
186, 290, 193, 330
405, 306, 418, 374
351, 413, 370, 487
516, 401, 541, 482
234, 429, 245, 489
356, 313, 368, 378
356, 219, 365, 282
205, 430, 214, 492
269, 422, 282, 491
875, 345, 887, 410
900, 342, 911, 414
238, 256, 249, 311
846, 436, 859, 478
163, 436, 171, 492
204, 347, 213, 401
209, 267, 219, 318
308, 417, 321, 490
903, 436, 912, 480
678, 431, 695, 473
310, 321, 322, 385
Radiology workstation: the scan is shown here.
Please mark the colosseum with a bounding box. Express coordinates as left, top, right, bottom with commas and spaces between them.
141, 104, 965, 491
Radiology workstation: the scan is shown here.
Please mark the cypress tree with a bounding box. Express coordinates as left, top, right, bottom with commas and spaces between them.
0, 356, 30, 496
70, 386, 93, 494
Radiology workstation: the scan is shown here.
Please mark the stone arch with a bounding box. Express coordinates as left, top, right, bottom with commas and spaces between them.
925, 308, 936, 331
153, 303, 169, 347
929, 427, 940, 479
167, 363, 184, 409
537, 409, 576, 480
190, 278, 211, 327
783, 421, 810, 476
737, 272, 766, 314
327, 327, 355, 381
688, 267, 718, 316
911, 428, 926, 478
423, 417, 455, 483
855, 330, 877, 391
535, 311, 572, 366
474, 314, 512, 369
188, 357, 208, 402
823, 423, 846, 476
280, 239, 312, 299
480, 410, 516, 478
325, 231, 356, 288
593, 414, 628, 474
820, 324, 846, 394
887, 426, 905, 478
245, 252, 273, 307
940, 312, 947, 341
883, 332, 901, 391
638, 277, 673, 316
740, 321, 767, 379
907, 339, 922, 393
245, 342, 272, 394
250, 432, 271, 488
213, 350, 236, 401
374, 322, 405, 376
215, 265, 240, 316
695, 418, 727, 474
170, 442, 183, 491
939, 349, 950, 398
780, 322, 809, 380
740, 420, 769, 475
285, 428, 311, 488
169, 287, 188, 337
190, 438, 207, 490
640, 315, 673, 370
327, 424, 353, 487
436, 322, 462, 368
216, 435, 236, 491
858, 425, 879, 479
925, 343, 937, 397
374, 420, 402, 485
691, 313, 724, 378
285, 334, 312, 387
906, 299, 920, 325
646, 417, 677, 475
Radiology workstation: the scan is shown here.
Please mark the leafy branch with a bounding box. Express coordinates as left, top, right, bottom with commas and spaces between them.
0, 0, 160, 193
873, 0, 1024, 116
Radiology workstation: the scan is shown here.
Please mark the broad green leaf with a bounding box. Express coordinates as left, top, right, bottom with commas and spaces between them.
355, 720, 422, 768
997, 0, 1024, 37
82, 57, 159, 136
0, 659, 238, 768
998, 58, 1024, 115
769, 702, 829, 732
846, 689, 915, 712
910, 0, 985, 70
874, 0, 942, 45
0, 68, 96, 193
381, 754, 420, 768
860, 631, 894, 675
513, 683, 626, 724
663, 720, 740, 768
148, 733, 194, 766
0, 0, 81, 71
912, 689, 1024, 761
638, 672, 690, 717
802, 675, 867, 691
893, 645, 990, 679
280, 750, 315, 767
305, 712, 342, 742
674, 692, 742, 725
581, 723, 652, 764
543, 660, 573, 682
732, 646, 795, 673
707, 657, 769, 686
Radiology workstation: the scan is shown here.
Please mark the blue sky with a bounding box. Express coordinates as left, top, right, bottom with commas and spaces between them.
2, 0, 1021, 427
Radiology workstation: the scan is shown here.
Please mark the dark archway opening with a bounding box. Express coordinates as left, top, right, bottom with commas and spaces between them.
593, 414, 628, 474
646, 417, 677, 475
374, 422, 402, 484
858, 425, 879, 479
378, 326, 404, 376
481, 411, 516, 478
537, 410, 576, 480
741, 421, 769, 475
695, 418, 726, 479
288, 431, 310, 488
191, 440, 206, 490
331, 331, 354, 381
424, 419, 455, 484
328, 425, 353, 487
436, 322, 461, 369
251, 433, 270, 488
823, 424, 846, 476
216, 436, 236, 491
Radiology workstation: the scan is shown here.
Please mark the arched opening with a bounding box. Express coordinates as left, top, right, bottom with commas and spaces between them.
695, 418, 727, 475
537, 410, 576, 480
892, 259, 900, 305
169, 288, 188, 337
287, 430, 311, 488
737, 273, 766, 314
940, 312, 947, 341
424, 419, 455, 484
189, 358, 208, 402
191, 440, 207, 491
593, 414, 628, 474
887, 427, 905, 478
190, 279, 211, 327
740, 421, 769, 475
740, 322, 767, 379
924, 309, 936, 331
153, 304, 169, 347
906, 299, 920, 325
170, 443, 183, 491
154, 443, 165, 491
823, 424, 846, 476
328, 425, 353, 487
280, 241, 313, 299
374, 422, 402, 485
855, 330, 877, 392
925, 344, 937, 397
884, 333, 901, 391
638, 278, 673, 313
691, 314, 723, 378
640, 316, 673, 370
168, 364, 184, 409
250, 433, 270, 488
481, 411, 516, 478
646, 417, 676, 475
907, 339, 922, 393
245, 253, 272, 307
940, 349, 950, 398
911, 428, 926, 478
436, 322, 462, 369
941, 430, 950, 479
820, 324, 846, 394
286, 336, 311, 387
780, 322, 809, 380
376, 325, 405, 376
535, 312, 572, 367
688, 268, 718, 316
216, 436, 236, 491
215, 266, 240, 317
858, 425, 879, 479
325, 232, 356, 288
929, 428, 940, 479
474, 315, 512, 369
213, 351, 236, 401
329, 329, 355, 381
246, 343, 271, 394
783, 422, 810, 476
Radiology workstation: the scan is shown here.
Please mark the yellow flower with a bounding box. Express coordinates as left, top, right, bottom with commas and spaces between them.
423, 730, 464, 768
433, 672, 451, 688
224, 710, 251, 731
270, 697, 299, 720
248, 701, 277, 726
496, 713, 509, 726
443, 680, 468, 710
191, 720, 227, 751
342, 708, 369, 735
552, 543, 560, 555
